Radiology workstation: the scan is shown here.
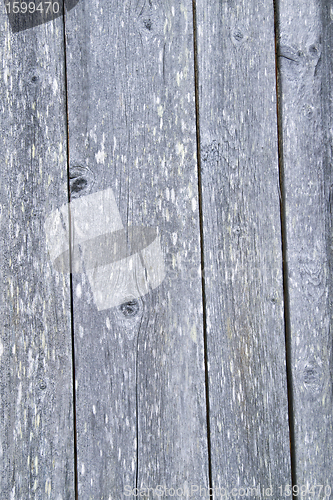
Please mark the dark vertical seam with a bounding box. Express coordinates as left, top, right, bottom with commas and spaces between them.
135, 314, 142, 493
62, 3, 79, 499
273, 0, 297, 495
192, 0, 213, 495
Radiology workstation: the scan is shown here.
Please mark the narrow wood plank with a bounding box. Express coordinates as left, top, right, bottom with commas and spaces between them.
196, 0, 291, 493
276, 0, 333, 494
0, 10, 75, 500
64, 0, 209, 497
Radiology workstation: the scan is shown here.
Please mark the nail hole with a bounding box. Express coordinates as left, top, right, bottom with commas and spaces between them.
39, 380, 47, 390
31, 75, 38, 83
119, 300, 140, 317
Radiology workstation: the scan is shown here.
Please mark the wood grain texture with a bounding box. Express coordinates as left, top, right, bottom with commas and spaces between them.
64, 0, 209, 497
196, 0, 292, 493
0, 10, 75, 500
276, 0, 333, 494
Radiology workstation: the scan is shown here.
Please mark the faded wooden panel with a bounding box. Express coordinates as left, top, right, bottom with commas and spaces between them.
196, 0, 291, 493
276, 0, 333, 494
64, 0, 209, 497
0, 10, 74, 500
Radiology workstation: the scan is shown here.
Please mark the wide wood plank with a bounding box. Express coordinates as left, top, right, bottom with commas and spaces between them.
64, 0, 209, 497
275, 0, 333, 494
0, 10, 75, 500
196, 0, 291, 493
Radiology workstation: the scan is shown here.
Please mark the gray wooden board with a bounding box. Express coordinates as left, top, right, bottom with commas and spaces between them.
0, 9, 75, 500
276, 0, 333, 495
64, 0, 209, 498
196, 0, 292, 495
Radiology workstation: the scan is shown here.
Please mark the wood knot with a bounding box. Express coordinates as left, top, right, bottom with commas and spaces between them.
69, 166, 94, 199
267, 294, 278, 304
233, 29, 244, 42
136, 1, 164, 39
278, 45, 302, 64
278, 42, 321, 78
308, 44, 320, 58
299, 359, 326, 401
119, 299, 140, 317
303, 105, 314, 118
298, 255, 326, 302
143, 18, 152, 31
26, 69, 42, 89
230, 21, 248, 47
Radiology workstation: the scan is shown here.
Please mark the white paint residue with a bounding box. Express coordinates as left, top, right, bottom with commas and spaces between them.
76, 283, 82, 298
28, 349, 34, 378
3, 66, 10, 85
52, 78, 58, 96
45, 478, 52, 496
95, 132, 106, 164
191, 324, 197, 344
17, 383, 22, 407
90, 129, 97, 143
172, 232, 177, 245
176, 142, 185, 164
0, 339, 3, 359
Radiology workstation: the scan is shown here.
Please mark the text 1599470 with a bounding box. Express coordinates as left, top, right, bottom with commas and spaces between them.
5, 2, 60, 14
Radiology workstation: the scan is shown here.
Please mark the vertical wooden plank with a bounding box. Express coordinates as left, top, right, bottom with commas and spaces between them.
64, 0, 209, 497
196, 0, 291, 493
276, 0, 333, 493
0, 9, 74, 500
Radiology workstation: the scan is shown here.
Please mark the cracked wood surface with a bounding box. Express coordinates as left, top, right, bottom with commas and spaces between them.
0, 10, 75, 500
196, 0, 292, 492
1, 0, 333, 497
64, 0, 209, 497
276, 0, 333, 494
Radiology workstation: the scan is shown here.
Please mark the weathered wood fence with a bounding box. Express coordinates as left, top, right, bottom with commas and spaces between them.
1, 0, 333, 498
